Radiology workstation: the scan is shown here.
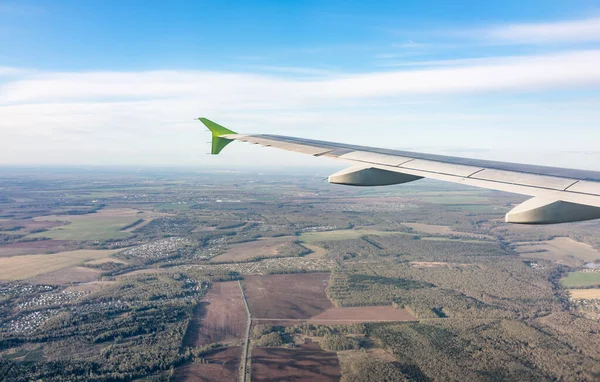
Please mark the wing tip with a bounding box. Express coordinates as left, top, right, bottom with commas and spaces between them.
198, 117, 237, 137
198, 118, 236, 155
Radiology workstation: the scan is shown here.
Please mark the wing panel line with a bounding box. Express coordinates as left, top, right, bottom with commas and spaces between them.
467, 168, 486, 178
564, 180, 580, 191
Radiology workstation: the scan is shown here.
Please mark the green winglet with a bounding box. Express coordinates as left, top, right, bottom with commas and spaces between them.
198, 118, 237, 155
199, 118, 237, 137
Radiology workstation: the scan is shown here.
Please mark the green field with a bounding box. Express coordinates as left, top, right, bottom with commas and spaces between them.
70, 192, 122, 199
299, 229, 490, 244
155, 202, 190, 211
2, 348, 44, 364
28, 209, 143, 240
561, 272, 600, 288
29, 219, 133, 240
299, 229, 403, 243
420, 236, 491, 244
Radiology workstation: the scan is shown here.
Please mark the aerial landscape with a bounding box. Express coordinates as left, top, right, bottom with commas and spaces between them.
2, 1, 600, 381
1, 168, 599, 381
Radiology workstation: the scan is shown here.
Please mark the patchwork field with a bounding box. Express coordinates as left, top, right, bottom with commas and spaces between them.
251, 341, 341, 382
184, 281, 246, 347
243, 273, 333, 319
173, 347, 241, 382
28, 208, 149, 240
0, 249, 122, 281
562, 272, 600, 288
515, 237, 600, 267
209, 236, 294, 263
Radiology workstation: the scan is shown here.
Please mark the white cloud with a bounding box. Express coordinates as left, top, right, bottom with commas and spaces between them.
1, 50, 600, 166
0, 67, 23, 76
482, 16, 600, 44
2, 50, 600, 106
391, 41, 430, 49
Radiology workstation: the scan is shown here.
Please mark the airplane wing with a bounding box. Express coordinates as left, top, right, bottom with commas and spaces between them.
199, 118, 600, 224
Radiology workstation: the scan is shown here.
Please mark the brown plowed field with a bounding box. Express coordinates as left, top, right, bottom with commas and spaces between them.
209, 236, 293, 263
27, 266, 101, 285
251, 305, 417, 326
569, 289, 600, 299
0, 240, 73, 257
309, 306, 417, 323
243, 273, 332, 319
184, 281, 246, 347
0, 249, 121, 281
0, 219, 64, 231
251, 340, 341, 382
172, 346, 241, 382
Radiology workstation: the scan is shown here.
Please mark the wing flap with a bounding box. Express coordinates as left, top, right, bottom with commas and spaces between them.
401, 159, 483, 177
339, 151, 413, 166
472, 169, 577, 191
565, 180, 600, 196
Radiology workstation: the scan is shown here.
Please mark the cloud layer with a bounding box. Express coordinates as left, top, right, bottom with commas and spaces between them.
2, 15, 600, 168
3, 50, 600, 105
483, 16, 600, 44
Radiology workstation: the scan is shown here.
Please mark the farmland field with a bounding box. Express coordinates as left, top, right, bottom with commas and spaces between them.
0, 240, 73, 257
562, 272, 600, 287
403, 222, 494, 239
304, 243, 327, 259
183, 281, 246, 347
86, 257, 127, 265
403, 222, 455, 235
2, 168, 600, 381
251, 340, 341, 382
0, 249, 122, 281
243, 273, 332, 319
209, 236, 294, 263
569, 289, 600, 299
26, 266, 102, 285
28, 208, 147, 240
155, 202, 190, 211
173, 347, 241, 382
515, 237, 600, 266
299, 229, 489, 245
299, 229, 403, 243
309, 305, 417, 323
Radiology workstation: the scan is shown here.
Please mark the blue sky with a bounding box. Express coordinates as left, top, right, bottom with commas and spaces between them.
1, 1, 600, 168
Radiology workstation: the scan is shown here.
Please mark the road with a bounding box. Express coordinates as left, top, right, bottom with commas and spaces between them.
238, 279, 252, 382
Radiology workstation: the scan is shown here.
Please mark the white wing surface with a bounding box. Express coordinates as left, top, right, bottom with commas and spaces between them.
200, 118, 600, 224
